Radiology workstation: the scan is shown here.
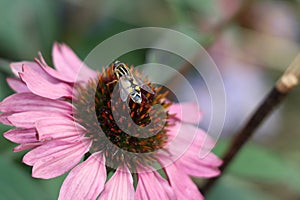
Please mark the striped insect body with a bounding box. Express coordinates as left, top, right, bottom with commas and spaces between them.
113, 61, 154, 104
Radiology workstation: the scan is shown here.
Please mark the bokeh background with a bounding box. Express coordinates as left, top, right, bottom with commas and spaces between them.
0, 0, 300, 199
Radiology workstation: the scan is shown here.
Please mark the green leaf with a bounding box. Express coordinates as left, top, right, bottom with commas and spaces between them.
0, 0, 59, 59
206, 175, 276, 200
0, 72, 12, 101
0, 127, 14, 153
0, 159, 50, 200
0, 70, 14, 152
0, 58, 13, 75
213, 140, 300, 194
215, 141, 287, 181
38, 174, 66, 200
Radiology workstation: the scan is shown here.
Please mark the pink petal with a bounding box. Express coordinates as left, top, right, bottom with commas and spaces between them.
36, 116, 85, 141
34, 55, 76, 83
135, 168, 175, 200
164, 164, 204, 200
7, 111, 68, 128
176, 156, 220, 178
23, 139, 84, 165
166, 123, 215, 158
0, 112, 13, 126
179, 137, 222, 168
10, 61, 38, 77
19, 64, 72, 99
23, 139, 92, 179
175, 145, 222, 178
190, 126, 216, 151
168, 102, 202, 124
6, 78, 30, 93
99, 166, 134, 200
58, 152, 106, 200
164, 123, 198, 159
179, 146, 222, 167
13, 141, 45, 152
12, 61, 60, 82
12, 54, 76, 84
0, 93, 72, 114
174, 125, 222, 172
52, 43, 96, 82
4, 128, 37, 143
164, 123, 221, 178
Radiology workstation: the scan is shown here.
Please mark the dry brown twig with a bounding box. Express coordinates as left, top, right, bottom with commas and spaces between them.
201, 52, 300, 195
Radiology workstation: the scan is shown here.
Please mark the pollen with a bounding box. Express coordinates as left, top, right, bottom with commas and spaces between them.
73, 64, 172, 170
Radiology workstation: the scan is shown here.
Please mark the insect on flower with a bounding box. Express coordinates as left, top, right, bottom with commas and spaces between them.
111, 61, 154, 104
0, 44, 222, 199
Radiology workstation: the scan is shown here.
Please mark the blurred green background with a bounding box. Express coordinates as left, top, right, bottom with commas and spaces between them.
0, 0, 300, 199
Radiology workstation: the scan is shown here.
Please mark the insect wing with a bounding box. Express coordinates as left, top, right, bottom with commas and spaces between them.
141, 84, 154, 94
119, 88, 128, 102
118, 77, 130, 102
133, 74, 154, 94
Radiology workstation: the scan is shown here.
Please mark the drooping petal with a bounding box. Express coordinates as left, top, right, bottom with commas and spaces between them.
7, 111, 68, 128
19, 64, 72, 99
166, 123, 215, 158
99, 166, 134, 200
164, 122, 221, 178
3, 128, 37, 143
10, 61, 37, 77
176, 125, 221, 163
34, 55, 76, 83
179, 145, 222, 167
174, 140, 222, 178
36, 116, 85, 141
164, 164, 204, 200
52, 43, 80, 76
14, 141, 44, 152
178, 137, 222, 168
168, 102, 202, 124
52, 43, 96, 82
22, 139, 91, 179
23, 140, 80, 166
164, 123, 198, 160
176, 156, 221, 178
11, 61, 61, 82
0, 112, 13, 126
6, 78, 30, 93
0, 93, 73, 114
11, 54, 79, 84
135, 168, 175, 200
58, 152, 106, 200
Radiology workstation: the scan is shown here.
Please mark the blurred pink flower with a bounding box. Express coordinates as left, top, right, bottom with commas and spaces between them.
0, 43, 221, 200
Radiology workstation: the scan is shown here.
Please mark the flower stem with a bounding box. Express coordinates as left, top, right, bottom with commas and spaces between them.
201, 52, 300, 195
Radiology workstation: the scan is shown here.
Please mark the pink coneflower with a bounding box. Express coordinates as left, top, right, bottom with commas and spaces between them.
0, 43, 222, 200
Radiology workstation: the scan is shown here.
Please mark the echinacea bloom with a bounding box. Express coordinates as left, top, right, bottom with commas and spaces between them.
0, 43, 222, 200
